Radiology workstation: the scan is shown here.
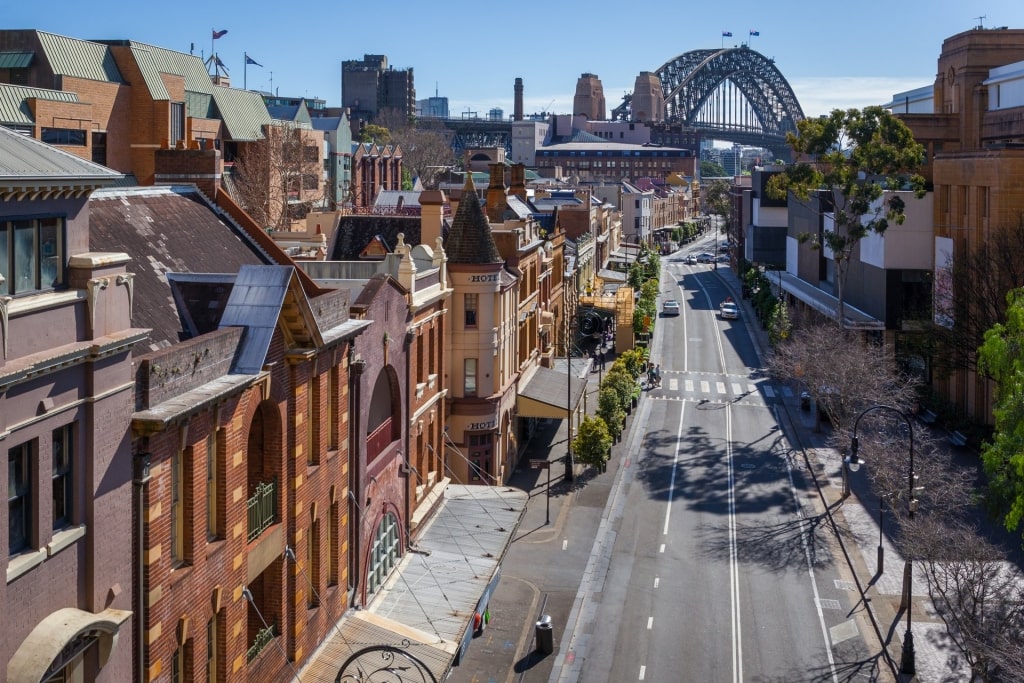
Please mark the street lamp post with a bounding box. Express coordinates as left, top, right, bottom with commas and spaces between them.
848, 404, 916, 677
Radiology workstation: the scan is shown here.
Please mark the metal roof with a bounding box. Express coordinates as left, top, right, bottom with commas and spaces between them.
123, 41, 214, 95
128, 45, 170, 101
37, 31, 123, 83
0, 83, 80, 125
218, 265, 294, 374
0, 52, 33, 69
211, 85, 270, 141
0, 124, 121, 181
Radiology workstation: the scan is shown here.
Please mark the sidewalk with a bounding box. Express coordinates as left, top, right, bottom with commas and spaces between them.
715, 263, 967, 682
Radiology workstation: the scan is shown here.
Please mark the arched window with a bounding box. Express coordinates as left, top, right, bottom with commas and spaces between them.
366, 512, 401, 595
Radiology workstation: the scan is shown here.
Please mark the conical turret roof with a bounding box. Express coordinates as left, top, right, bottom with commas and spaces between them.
446, 172, 502, 264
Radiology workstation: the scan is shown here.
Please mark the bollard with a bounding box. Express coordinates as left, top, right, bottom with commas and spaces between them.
535, 614, 554, 654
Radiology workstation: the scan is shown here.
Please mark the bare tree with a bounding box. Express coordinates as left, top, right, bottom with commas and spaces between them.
375, 109, 456, 189
902, 518, 1024, 683
232, 122, 326, 232
766, 320, 919, 434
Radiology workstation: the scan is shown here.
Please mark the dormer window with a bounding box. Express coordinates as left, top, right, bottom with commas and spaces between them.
0, 217, 65, 295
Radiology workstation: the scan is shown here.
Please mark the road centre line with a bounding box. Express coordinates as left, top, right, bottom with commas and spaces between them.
727, 406, 744, 683
647, 617, 654, 630
663, 401, 686, 536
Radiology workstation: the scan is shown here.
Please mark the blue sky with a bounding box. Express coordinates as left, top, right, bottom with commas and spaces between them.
7, 1, 1024, 119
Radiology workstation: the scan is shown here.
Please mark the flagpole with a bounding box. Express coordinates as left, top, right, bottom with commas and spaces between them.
244, 52, 247, 90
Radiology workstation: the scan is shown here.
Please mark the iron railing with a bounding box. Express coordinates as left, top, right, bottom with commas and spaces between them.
247, 479, 276, 543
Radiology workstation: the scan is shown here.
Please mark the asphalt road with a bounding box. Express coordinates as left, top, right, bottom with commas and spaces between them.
574, 238, 873, 682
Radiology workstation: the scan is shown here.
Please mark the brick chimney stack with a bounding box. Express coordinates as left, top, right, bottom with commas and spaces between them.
418, 189, 447, 248
514, 77, 524, 121
486, 163, 507, 222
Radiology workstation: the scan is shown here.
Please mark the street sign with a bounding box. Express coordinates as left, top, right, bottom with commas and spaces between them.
529, 459, 551, 469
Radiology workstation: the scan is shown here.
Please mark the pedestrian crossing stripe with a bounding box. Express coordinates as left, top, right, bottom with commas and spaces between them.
700, 380, 710, 393
716, 381, 726, 393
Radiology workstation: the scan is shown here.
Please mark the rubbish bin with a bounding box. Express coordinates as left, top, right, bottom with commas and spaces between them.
800, 392, 811, 412
535, 615, 554, 654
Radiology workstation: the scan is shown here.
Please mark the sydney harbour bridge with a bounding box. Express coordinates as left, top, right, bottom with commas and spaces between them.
437, 44, 805, 161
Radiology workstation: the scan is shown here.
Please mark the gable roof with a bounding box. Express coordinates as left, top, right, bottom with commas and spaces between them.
36, 31, 124, 83
211, 85, 271, 141
446, 173, 502, 265
87, 185, 271, 350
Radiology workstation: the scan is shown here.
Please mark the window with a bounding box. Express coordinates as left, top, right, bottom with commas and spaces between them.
464, 293, 478, 327
464, 358, 478, 397
172, 644, 185, 683
91, 131, 107, 166
171, 451, 184, 565
40, 128, 86, 146
206, 615, 218, 683
52, 425, 73, 530
328, 499, 339, 587
367, 513, 400, 594
206, 431, 219, 540
308, 517, 321, 607
170, 103, 185, 147
0, 217, 64, 295
8, 442, 33, 555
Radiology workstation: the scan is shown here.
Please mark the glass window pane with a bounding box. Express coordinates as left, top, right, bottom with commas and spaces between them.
0, 222, 8, 294
39, 218, 61, 289
13, 220, 37, 294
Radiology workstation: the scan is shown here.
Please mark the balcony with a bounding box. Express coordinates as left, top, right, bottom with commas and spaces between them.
247, 624, 277, 662
247, 479, 277, 543
367, 417, 393, 460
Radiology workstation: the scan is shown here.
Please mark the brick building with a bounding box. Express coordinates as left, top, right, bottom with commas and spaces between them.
1, 127, 142, 682
893, 27, 1024, 424
348, 141, 404, 210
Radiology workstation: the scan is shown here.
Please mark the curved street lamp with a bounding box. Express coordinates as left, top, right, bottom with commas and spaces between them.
848, 404, 916, 677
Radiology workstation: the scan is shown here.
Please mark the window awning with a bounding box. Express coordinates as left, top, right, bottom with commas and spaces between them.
516, 361, 589, 419
298, 485, 528, 680
779, 272, 884, 330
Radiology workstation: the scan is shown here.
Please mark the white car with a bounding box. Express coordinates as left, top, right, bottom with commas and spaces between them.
662, 299, 681, 316
696, 253, 715, 264
720, 302, 739, 319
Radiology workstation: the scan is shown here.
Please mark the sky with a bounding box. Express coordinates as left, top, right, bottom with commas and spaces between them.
7, 1, 1024, 121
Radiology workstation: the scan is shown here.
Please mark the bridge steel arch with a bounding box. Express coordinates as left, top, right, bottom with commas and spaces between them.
652, 46, 805, 158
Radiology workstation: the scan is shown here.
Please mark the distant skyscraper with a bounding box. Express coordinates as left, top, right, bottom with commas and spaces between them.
342, 54, 415, 121
417, 96, 449, 118
573, 73, 606, 120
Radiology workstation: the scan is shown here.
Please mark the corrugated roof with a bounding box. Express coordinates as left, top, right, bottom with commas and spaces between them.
210, 85, 270, 141
0, 83, 80, 125
37, 31, 123, 83
0, 52, 33, 69
128, 45, 170, 101
123, 41, 213, 95
0, 124, 121, 180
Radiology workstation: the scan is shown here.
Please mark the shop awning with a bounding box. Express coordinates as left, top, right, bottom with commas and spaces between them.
299, 485, 528, 680
516, 362, 589, 419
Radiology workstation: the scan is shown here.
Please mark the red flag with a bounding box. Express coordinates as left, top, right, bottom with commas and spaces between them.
212, 29, 228, 39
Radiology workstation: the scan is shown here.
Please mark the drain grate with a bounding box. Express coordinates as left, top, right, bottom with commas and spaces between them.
817, 598, 842, 610
834, 579, 856, 591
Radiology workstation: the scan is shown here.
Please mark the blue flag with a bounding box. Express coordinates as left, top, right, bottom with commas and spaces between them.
749, 30, 760, 36
722, 31, 732, 37
212, 29, 228, 40
245, 54, 262, 67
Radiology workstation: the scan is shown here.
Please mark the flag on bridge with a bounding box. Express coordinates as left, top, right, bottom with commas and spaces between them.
212, 29, 228, 39
722, 31, 732, 37
245, 53, 262, 67
749, 30, 760, 36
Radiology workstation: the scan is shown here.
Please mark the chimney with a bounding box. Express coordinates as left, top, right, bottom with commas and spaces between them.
510, 163, 526, 201
486, 163, 507, 222
514, 77, 524, 121
418, 189, 447, 248
153, 147, 222, 199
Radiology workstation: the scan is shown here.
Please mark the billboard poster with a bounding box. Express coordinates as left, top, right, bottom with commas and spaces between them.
934, 236, 954, 329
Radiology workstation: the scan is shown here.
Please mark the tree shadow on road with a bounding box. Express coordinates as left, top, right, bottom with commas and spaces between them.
745, 652, 887, 682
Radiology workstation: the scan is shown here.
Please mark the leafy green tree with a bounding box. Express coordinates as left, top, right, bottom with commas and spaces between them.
597, 387, 625, 441
603, 366, 635, 413
573, 415, 613, 471
357, 123, 391, 144
978, 288, 1024, 537
701, 160, 727, 178
766, 106, 926, 328
704, 178, 731, 220
768, 300, 791, 347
